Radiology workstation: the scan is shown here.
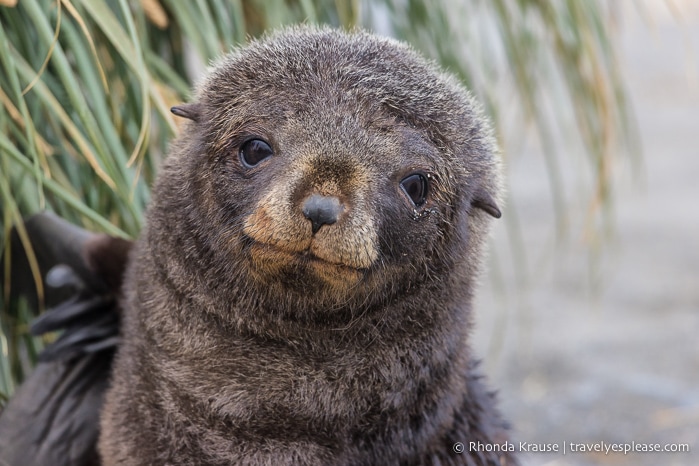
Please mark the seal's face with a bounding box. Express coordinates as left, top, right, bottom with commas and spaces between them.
163, 28, 501, 314
240, 111, 439, 290
208, 95, 443, 294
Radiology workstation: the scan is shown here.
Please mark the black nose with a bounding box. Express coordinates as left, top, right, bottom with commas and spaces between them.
302, 194, 343, 234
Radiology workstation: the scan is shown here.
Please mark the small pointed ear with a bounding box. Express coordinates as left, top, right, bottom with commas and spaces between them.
472, 188, 502, 219
171, 103, 202, 122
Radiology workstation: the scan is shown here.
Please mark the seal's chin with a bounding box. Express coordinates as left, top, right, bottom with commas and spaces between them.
247, 241, 364, 289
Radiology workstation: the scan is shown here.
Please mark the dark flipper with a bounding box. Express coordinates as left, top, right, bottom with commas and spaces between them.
0, 212, 132, 466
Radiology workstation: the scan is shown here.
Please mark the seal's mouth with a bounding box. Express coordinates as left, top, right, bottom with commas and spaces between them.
246, 238, 366, 273
246, 239, 365, 290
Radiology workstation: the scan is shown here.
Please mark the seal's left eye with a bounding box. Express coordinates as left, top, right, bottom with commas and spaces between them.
400, 173, 428, 207
239, 139, 273, 168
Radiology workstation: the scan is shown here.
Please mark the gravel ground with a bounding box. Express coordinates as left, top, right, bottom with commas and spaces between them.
472, 3, 699, 465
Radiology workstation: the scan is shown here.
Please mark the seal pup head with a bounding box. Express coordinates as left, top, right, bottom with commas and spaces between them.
154, 27, 502, 321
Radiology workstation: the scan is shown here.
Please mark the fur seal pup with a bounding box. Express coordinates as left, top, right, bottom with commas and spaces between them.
100, 26, 513, 465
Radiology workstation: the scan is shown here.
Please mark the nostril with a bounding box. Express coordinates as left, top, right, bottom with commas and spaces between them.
302, 194, 343, 234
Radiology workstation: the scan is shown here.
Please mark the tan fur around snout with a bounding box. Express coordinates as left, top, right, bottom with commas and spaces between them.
243, 156, 378, 281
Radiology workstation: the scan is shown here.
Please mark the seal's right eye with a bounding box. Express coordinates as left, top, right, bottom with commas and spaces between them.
239, 139, 273, 168
400, 173, 428, 207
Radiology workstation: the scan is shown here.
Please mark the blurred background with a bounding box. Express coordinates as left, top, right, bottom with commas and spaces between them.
474, 2, 699, 465
0, 0, 696, 464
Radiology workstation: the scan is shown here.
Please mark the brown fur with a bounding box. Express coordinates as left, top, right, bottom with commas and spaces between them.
100, 27, 514, 465
84, 234, 134, 293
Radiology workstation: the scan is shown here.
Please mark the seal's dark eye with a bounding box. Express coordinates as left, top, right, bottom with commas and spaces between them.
239, 139, 273, 167
400, 173, 428, 207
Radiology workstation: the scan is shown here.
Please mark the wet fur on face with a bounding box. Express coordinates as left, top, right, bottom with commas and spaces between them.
99, 26, 513, 466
